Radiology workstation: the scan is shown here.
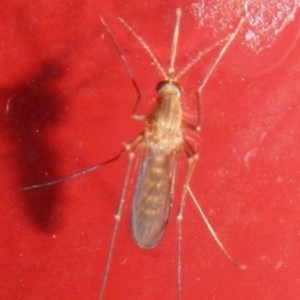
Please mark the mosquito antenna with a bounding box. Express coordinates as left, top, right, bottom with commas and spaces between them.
176, 18, 245, 80
118, 17, 167, 78
175, 35, 228, 80
169, 8, 181, 79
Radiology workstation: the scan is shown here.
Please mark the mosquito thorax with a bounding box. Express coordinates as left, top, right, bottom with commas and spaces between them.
156, 80, 182, 98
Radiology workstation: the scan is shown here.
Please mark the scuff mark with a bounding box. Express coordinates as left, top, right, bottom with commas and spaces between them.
244, 127, 271, 169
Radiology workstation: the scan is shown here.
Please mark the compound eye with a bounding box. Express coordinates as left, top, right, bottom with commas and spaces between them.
156, 80, 169, 92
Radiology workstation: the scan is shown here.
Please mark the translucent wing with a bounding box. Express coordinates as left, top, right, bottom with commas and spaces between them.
132, 146, 178, 248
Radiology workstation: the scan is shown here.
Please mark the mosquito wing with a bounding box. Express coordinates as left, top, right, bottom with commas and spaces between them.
132, 146, 178, 248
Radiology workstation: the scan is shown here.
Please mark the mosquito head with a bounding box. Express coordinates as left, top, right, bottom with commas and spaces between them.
156, 80, 182, 98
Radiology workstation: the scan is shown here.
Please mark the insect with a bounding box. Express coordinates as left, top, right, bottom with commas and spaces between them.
23, 8, 245, 300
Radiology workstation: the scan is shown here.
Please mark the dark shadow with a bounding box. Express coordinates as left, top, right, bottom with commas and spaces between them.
0, 60, 66, 232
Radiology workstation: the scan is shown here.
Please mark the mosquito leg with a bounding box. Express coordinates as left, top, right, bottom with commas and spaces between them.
98, 141, 138, 300
20, 151, 125, 191
194, 18, 244, 130
177, 18, 244, 131
100, 18, 147, 120
176, 140, 199, 300
97, 133, 143, 300
187, 186, 246, 269
21, 133, 144, 191
183, 140, 245, 268
176, 138, 245, 298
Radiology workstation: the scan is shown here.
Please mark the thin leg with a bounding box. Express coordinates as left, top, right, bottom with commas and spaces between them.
98, 148, 136, 300
187, 187, 246, 269
176, 139, 245, 298
21, 134, 144, 191
176, 141, 199, 300
100, 18, 145, 119
195, 18, 244, 130
177, 18, 245, 131
20, 151, 124, 191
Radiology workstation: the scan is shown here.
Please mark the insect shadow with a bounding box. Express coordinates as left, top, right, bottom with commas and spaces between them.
22, 9, 246, 300
2, 60, 65, 231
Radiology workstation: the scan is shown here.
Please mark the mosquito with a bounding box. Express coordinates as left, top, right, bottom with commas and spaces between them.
22, 8, 246, 300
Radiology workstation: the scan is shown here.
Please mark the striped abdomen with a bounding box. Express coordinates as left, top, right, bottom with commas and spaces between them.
132, 147, 177, 248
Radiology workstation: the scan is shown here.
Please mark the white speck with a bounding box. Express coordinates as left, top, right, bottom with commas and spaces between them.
245, 30, 256, 41
275, 260, 284, 269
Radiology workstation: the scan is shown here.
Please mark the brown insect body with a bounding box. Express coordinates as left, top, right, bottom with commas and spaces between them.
132, 81, 183, 248
22, 10, 246, 299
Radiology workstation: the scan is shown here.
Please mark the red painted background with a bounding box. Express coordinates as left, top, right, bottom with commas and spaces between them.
1, 1, 300, 299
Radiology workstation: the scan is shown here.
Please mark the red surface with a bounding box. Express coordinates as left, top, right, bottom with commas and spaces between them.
1, 1, 300, 300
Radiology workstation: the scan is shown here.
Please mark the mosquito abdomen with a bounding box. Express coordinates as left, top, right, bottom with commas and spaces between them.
132, 148, 177, 248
